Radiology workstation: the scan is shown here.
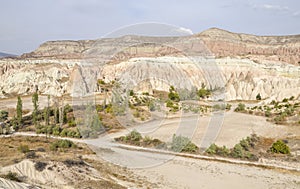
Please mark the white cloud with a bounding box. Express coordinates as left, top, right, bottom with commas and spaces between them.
293, 11, 300, 17
251, 3, 290, 12
261, 4, 289, 11
176, 27, 193, 35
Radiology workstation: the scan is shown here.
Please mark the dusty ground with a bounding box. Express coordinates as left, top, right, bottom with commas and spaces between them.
108, 111, 299, 148
133, 156, 300, 189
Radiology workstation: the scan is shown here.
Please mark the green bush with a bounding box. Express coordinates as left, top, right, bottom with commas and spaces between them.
234, 103, 246, 112
170, 135, 198, 153
231, 144, 244, 158
52, 126, 61, 136
206, 143, 218, 154
265, 110, 271, 117
60, 129, 68, 137
226, 104, 232, 110
205, 143, 230, 156
239, 138, 250, 151
256, 93, 262, 100
0, 110, 8, 122
166, 100, 174, 108
126, 130, 143, 141
68, 119, 76, 127
270, 140, 290, 154
197, 83, 211, 99
50, 139, 76, 151
282, 98, 288, 103
128, 90, 134, 96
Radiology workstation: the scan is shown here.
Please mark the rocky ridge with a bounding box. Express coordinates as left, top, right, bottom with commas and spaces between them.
0, 28, 299, 101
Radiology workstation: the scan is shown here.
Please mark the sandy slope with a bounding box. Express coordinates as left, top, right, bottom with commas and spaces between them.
0, 159, 103, 189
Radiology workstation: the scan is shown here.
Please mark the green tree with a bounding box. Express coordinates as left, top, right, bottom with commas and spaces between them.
129, 90, 134, 96
256, 93, 262, 100
16, 96, 23, 127
32, 92, 39, 127
44, 95, 50, 126
168, 86, 180, 102
197, 83, 211, 99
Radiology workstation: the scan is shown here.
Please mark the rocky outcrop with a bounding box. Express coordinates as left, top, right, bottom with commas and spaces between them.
17, 28, 300, 66
199, 28, 300, 66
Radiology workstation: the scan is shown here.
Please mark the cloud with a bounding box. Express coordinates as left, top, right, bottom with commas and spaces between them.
176, 27, 193, 35
293, 11, 300, 17
251, 3, 290, 12
262, 4, 289, 11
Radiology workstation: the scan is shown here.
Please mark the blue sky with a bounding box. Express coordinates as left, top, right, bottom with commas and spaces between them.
0, 0, 299, 54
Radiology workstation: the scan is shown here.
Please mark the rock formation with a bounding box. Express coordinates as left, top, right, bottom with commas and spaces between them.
0, 28, 299, 101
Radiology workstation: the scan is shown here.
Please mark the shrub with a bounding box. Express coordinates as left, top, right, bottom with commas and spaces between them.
270, 140, 290, 154
231, 144, 244, 158
197, 84, 211, 99
168, 87, 180, 102
68, 119, 76, 127
50, 139, 76, 151
256, 93, 262, 100
216, 146, 230, 156
205, 143, 230, 156
265, 110, 271, 117
282, 98, 288, 103
166, 100, 174, 108
170, 135, 198, 153
239, 138, 250, 151
34, 161, 47, 172
129, 90, 134, 96
0, 110, 8, 122
148, 101, 156, 111
60, 129, 68, 137
126, 130, 142, 142
3, 171, 21, 182
18, 145, 30, 154
206, 143, 218, 154
226, 104, 232, 110
63, 159, 86, 167
234, 103, 246, 112
52, 126, 61, 136
26, 151, 37, 159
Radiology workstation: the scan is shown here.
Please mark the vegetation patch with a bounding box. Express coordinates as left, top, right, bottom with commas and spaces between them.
1, 171, 21, 182
270, 140, 290, 154
170, 135, 199, 153
34, 161, 47, 172
206, 134, 259, 161
115, 130, 166, 148
50, 139, 76, 151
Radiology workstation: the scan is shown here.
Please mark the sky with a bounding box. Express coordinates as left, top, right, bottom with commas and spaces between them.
0, 0, 299, 55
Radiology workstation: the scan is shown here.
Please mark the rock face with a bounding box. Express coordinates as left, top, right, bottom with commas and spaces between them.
199, 28, 300, 66
0, 28, 299, 101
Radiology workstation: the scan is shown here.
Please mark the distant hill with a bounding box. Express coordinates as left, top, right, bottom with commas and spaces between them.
0, 52, 16, 57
